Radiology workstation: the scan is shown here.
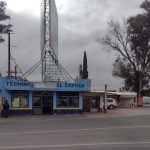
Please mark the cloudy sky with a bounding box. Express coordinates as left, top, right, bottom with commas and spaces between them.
0, 0, 144, 90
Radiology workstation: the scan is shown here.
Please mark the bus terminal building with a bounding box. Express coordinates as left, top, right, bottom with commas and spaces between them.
0, 76, 91, 115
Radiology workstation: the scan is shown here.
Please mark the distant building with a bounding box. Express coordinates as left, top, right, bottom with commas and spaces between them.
81, 91, 137, 112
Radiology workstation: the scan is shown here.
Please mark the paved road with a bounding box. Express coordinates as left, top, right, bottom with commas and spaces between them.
0, 108, 150, 150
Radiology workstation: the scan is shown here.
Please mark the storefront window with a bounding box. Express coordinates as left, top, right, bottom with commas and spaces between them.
57, 97, 68, 107
12, 97, 20, 108
57, 96, 79, 108
20, 96, 28, 108
69, 97, 79, 107
11, 91, 29, 108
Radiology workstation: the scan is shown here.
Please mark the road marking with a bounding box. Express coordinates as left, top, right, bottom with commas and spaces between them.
1, 141, 150, 149
1, 125, 150, 136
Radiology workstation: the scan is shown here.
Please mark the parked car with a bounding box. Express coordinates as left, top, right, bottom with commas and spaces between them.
107, 98, 118, 109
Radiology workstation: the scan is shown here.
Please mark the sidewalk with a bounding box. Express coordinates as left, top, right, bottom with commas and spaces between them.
83, 106, 150, 118
0, 107, 150, 120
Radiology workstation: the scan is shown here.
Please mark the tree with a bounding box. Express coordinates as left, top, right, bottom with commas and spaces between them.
98, 0, 150, 102
0, 1, 12, 43
82, 51, 88, 79
79, 64, 83, 79
112, 57, 136, 91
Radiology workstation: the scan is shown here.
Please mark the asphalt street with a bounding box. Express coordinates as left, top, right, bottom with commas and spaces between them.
0, 108, 150, 150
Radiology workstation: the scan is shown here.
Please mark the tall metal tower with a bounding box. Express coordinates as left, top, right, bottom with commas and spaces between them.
41, 0, 73, 82
41, 0, 58, 82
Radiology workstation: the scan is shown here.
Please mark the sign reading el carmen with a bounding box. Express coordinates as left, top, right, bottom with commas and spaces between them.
57, 82, 85, 88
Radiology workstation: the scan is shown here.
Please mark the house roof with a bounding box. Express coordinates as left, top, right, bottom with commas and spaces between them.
91, 91, 136, 97
108, 91, 136, 97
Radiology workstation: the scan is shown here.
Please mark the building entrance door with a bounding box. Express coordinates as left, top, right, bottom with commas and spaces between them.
90, 98, 99, 112
32, 96, 42, 115
32, 92, 53, 115
42, 96, 52, 115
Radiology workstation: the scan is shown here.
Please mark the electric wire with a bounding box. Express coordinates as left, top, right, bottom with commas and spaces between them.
10, 55, 27, 79
23, 55, 46, 78
10, 49, 74, 82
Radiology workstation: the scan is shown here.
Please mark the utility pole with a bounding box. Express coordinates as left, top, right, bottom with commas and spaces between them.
14, 66, 17, 77
104, 84, 107, 113
8, 32, 11, 77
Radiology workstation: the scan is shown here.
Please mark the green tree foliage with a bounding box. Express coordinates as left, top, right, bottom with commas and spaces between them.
113, 57, 149, 92
82, 51, 88, 79
0, 0, 12, 43
112, 57, 135, 91
99, 0, 150, 95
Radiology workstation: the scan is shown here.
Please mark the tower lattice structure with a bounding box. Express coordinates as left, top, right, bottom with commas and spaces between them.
41, 0, 73, 82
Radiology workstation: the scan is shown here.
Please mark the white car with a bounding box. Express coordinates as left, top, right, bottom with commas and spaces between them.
107, 98, 118, 109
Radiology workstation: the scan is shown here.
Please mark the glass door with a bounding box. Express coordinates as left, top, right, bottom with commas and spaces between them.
32, 96, 42, 115
42, 96, 52, 114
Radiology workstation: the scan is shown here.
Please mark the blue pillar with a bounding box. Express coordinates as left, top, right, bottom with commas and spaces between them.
53, 92, 57, 109
29, 91, 32, 108
79, 94, 83, 110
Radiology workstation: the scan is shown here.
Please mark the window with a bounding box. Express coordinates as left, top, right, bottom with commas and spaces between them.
11, 91, 29, 108
57, 97, 68, 107
107, 99, 113, 102
57, 96, 79, 108
69, 97, 79, 107
12, 97, 20, 108
20, 95, 28, 107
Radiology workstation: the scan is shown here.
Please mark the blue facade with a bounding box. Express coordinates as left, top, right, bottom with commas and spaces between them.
0, 76, 91, 115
